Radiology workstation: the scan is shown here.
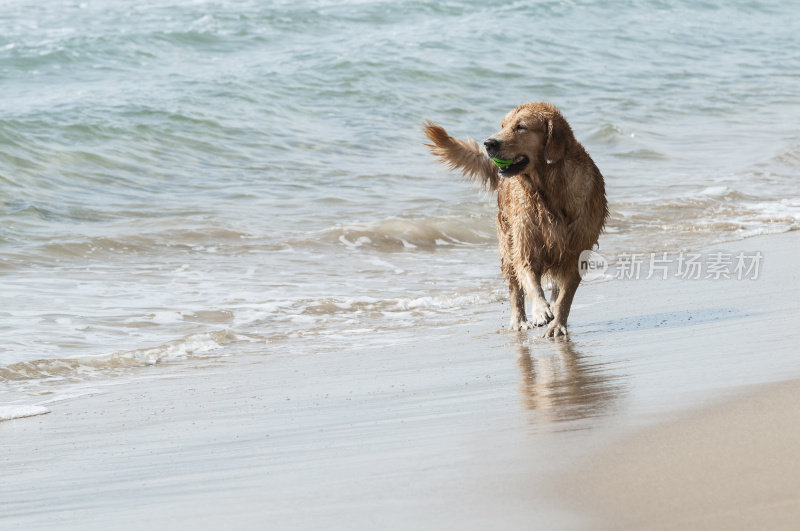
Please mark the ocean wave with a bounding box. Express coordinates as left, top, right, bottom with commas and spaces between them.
1, 227, 284, 266
583, 122, 671, 162
606, 185, 800, 253
743, 198, 800, 224
770, 144, 800, 168
0, 286, 502, 384
612, 148, 670, 160
298, 291, 503, 317
318, 216, 495, 252
585, 123, 634, 144
0, 329, 244, 382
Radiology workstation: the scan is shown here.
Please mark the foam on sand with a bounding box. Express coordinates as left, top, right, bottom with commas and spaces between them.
0, 405, 50, 421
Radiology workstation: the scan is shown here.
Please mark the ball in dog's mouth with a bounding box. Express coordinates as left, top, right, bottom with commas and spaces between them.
492, 157, 514, 168
497, 155, 529, 176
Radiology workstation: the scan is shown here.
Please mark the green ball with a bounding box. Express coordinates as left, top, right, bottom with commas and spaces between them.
492, 157, 514, 169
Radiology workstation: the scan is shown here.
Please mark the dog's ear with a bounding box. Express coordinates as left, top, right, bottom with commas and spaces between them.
544, 113, 569, 164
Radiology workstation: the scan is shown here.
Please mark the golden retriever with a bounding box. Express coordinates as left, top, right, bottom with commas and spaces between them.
424, 102, 607, 337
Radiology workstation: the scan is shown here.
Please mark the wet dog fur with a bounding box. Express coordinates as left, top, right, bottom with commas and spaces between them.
424, 102, 607, 337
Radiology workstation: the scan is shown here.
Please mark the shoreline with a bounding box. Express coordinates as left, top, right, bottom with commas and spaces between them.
3, 229, 799, 530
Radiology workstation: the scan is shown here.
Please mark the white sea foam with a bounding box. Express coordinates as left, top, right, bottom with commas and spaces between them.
745, 198, 800, 222
698, 185, 731, 197
0, 405, 50, 421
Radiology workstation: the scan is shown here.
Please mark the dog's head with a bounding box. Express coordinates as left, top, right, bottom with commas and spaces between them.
483, 103, 573, 178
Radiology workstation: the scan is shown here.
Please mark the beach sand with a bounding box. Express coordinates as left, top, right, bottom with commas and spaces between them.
3, 230, 799, 530
563, 378, 800, 530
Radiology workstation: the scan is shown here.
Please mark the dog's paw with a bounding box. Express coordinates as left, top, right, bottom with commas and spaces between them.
543, 320, 568, 338
529, 300, 554, 327
509, 318, 534, 331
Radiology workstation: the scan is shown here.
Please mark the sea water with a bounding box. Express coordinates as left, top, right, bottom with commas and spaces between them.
1, 0, 799, 391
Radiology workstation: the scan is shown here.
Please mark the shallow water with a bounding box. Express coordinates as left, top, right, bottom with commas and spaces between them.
1, 0, 799, 388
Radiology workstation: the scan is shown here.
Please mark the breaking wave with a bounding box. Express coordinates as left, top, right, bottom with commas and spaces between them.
318, 215, 495, 251
0, 330, 244, 382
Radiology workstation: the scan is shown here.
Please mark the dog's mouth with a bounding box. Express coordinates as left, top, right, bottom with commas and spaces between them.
498, 155, 529, 177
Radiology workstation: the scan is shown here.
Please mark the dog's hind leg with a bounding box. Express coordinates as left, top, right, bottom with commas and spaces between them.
549, 282, 560, 305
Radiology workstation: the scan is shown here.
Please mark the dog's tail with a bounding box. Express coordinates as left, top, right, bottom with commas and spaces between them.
423, 121, 499, 191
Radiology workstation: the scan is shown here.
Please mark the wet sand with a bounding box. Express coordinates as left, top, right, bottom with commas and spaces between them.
564, 378, 800, 530
2, 230, 799, 529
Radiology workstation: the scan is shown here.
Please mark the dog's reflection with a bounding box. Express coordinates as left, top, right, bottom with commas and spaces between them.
515, 334, 624, 424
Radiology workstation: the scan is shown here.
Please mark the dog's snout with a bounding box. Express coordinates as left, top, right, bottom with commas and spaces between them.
483, 137, 500, 154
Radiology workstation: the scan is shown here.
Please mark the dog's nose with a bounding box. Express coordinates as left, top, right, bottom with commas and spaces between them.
483, 138, 500, 154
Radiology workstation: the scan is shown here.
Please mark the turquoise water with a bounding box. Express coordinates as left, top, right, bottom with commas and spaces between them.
1, 0, 799, 381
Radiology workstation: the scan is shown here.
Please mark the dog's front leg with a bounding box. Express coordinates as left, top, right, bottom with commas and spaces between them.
509, 225, 552, 326
518, 269, 553, 327
543, 271, 580, 338
508, 279, 533, 330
